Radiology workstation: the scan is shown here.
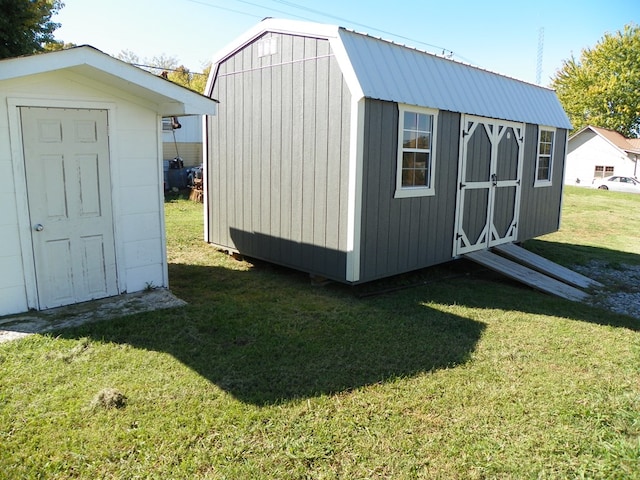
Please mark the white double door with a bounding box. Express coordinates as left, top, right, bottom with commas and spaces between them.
454, 115, 525, 256
21, 107, 118, 309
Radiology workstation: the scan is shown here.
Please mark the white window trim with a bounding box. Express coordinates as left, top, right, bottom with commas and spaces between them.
394, 104, 438, 198
534, 126, 556, 187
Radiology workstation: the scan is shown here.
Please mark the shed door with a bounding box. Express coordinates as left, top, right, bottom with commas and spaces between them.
21, 107, 118, 309
454, 116, 524, 256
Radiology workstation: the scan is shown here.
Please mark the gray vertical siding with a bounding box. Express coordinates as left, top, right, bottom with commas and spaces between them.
517, 125, 568, 240
359, 101, 460, 282
208, 32, 566, 284
492, 126, 520, 239
461, 125, 492, 245
207, 33, 352, 280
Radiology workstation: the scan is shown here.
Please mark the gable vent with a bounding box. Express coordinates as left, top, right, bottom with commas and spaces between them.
257, 36, 278, 57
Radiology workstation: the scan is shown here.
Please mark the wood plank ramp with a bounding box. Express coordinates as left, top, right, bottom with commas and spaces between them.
492, 243, 603, 289
464, 250, 590, 302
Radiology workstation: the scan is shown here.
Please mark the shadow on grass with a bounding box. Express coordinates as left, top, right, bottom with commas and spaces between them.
52, 240, 639, 406
523, 239, 640, 268
51, 261, 484, 405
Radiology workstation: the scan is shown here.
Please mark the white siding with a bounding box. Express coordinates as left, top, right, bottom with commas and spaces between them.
163, 115, 202, 143
0, 70, 167, 315
566, 131, 638, 186
162, 116, 203, 165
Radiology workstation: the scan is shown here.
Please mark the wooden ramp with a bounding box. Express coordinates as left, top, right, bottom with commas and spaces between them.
464, 249, 590, 302
492, 243, 603, 289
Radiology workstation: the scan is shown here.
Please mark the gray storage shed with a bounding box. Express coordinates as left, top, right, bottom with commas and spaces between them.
204, 19, 572, 284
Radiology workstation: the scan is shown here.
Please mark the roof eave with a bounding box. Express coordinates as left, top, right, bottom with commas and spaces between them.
0, 46, 218, 117
574, 125, 640, 156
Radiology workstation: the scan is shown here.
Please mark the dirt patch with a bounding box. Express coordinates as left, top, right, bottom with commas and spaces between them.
0, 289, 186, 343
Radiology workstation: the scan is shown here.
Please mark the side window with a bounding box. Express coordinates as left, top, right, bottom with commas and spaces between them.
535, 127, 555, 187
594, 165, 614, 179
395, 105, 438, 198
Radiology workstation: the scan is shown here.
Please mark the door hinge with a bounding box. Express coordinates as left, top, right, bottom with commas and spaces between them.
459, 182, 466, 189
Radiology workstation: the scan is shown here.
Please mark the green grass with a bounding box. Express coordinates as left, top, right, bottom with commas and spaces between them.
525, 186, 640, 266
1, 187, 639, 479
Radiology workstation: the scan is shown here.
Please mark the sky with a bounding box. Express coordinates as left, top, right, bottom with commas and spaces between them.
53, 0, 638, 85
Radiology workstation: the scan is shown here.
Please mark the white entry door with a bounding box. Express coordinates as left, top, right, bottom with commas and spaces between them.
454, 115, 524, 256
21, 107, 118, 309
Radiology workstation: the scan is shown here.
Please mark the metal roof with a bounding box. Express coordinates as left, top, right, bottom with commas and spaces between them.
337, 29, 572, 129
207, 18, 571, 129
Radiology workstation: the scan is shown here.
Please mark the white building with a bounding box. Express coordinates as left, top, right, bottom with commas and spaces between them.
565, 125, 640, 186
0, 46, 217, 316
162, 115, 203, 167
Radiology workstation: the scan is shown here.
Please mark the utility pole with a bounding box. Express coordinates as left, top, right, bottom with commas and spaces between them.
536, 27, 544, 85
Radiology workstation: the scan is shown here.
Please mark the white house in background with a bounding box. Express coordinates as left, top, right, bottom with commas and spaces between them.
162, 115, 203, 167
0, 46, 217, 316
565, 125, 640, 186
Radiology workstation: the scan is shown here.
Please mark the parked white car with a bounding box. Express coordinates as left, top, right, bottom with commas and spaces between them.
592, 175, 640, 194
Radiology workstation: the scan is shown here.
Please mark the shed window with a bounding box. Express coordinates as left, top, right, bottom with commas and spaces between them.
534, 127, 555, 187
395, 105, 438, 198
594, 165, 614, 179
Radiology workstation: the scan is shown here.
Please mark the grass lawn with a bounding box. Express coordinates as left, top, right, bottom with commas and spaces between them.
1, 186, 639, 479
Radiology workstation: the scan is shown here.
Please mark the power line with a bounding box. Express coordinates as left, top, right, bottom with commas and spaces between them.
180, 0, 478, 65
271, 0, 457, 58
182, 0, 263, 19
131, 63, 207, 76
183, 0, 309, 21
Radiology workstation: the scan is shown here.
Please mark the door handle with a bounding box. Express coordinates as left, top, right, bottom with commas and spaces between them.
491, 174, 498, 187
34, 223, 44, 232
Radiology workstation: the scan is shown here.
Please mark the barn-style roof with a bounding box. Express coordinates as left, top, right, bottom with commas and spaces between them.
209, 18, 571, 129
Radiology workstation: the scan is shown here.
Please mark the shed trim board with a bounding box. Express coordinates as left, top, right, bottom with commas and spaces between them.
345, 98, 366, 282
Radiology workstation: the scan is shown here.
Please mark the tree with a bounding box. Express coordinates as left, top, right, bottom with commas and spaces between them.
115, 49, 141, 66
166, 64, 211, 94
0, 0, 64, 59
43, 40, 75, 52
116, 50, 210, 94
149, 55, 210, 93
551, 24, 640, 138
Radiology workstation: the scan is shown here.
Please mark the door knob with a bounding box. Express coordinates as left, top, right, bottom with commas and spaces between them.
34, 224, 44, 231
